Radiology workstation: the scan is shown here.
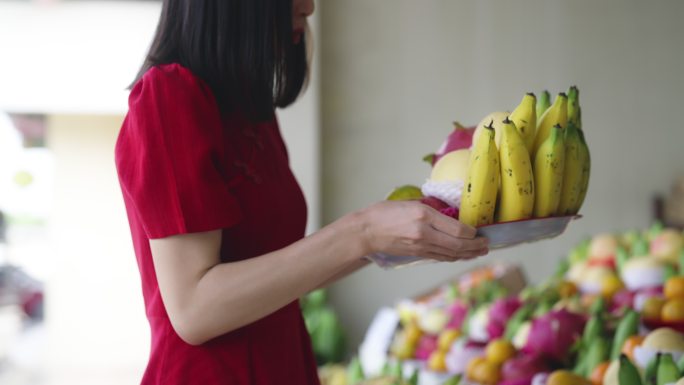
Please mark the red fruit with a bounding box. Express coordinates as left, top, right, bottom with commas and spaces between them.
587, 258, 616, 270
424, 122, 476, 166
439, 206, 459, 219
420, 196, 450, 211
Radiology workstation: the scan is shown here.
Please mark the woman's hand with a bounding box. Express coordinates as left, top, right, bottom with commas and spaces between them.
358, 200, 489, 261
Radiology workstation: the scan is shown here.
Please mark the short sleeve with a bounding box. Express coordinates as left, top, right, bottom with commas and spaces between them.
115, 64, 242, 239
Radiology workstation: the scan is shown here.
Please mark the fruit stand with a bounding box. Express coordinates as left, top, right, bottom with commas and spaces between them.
319, 225, 684, 385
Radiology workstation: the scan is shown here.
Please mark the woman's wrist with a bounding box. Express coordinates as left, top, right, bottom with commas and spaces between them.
334, 207, 374, 261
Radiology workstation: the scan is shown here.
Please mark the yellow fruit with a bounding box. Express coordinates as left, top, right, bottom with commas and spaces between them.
547, 369, 591, 385
496, 117, 535, 222
485, 339, 517, 365
430, 149, 471, 182
389, 333, 415, 360
472, 110, 510, 149
466, 356, 488, 381
600, 275, 624, 299
471, 360, 501, 385
437, 329, 461, 351
642, 297, 666, 319
404, 323, 423, 345
533, 92, 568, 157
509, 93, 538, 153
662, 298, 684, 322
459, 123, 500, 227
558, 281, 579, 298
427, 350, 447, 372
386, 185, 423, 201
665, 276, 684, 300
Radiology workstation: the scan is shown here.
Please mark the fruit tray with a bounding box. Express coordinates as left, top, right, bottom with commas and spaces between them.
368, 215, 580, 269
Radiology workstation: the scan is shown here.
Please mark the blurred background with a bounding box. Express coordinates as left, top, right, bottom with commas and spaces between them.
0, 0, 682, 384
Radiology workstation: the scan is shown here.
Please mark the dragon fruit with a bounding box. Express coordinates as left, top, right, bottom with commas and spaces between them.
424, 122, 475, 166
522, 309, 586, 363
500, 354, 549, 384
487, 297, 523, 340
414, 335, 439, 361
446, 301, 469, 330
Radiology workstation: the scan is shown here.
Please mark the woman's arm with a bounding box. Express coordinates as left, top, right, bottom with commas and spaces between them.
151, 201, 488, 345
315, 257, 371, 290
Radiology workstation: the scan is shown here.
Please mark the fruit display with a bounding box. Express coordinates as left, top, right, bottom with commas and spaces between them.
320, 224, 684, 385
388, 86, 591, 230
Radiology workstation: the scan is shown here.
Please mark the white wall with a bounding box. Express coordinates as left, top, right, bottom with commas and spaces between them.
320, 0, 684, 347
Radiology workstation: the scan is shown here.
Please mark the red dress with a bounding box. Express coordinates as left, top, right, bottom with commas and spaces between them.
115, 63, 321, 385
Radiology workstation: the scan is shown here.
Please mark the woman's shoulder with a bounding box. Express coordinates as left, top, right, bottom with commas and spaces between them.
142, 63, 198, 85
128, 63, 215, 110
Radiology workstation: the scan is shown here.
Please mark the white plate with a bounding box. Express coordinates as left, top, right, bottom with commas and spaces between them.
368, 215, 580, 269
478, 215, 580, 250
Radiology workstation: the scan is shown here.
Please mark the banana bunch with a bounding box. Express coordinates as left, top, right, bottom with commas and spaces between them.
534, 86, 591, 217
459, 86, 591, 227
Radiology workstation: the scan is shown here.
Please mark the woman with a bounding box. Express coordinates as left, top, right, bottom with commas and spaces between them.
115, 0, 489, 383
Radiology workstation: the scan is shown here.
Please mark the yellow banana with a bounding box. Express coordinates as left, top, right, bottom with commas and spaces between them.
557, 122, 584, 215
533, 124, 565, 217
473, 111, 509, 149
459, 123, 500, 227
497, 117, 534, 222
533, 92, 568, 158
573, 129, 591, 214
509, 92, 537, 154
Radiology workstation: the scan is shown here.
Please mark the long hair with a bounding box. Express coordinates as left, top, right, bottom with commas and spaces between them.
132, 0, 308, 122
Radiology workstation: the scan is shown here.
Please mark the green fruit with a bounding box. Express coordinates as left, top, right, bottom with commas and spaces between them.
386, 185, 424, 201
611, 310, 640, 360
657, 353, 680, 385
619, 354, 644, 385
347, 356, 365, 384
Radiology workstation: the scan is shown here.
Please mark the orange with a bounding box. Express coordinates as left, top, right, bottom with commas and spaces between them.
642, 297, 667, 320
665, 276, 684, 300
466, 356, 488, 381
662, 298, 684, 322
559, 281, 579, 299
485, 339, 517, 365
589, 361, 611, 385
471, 359, 501, 385
621, 335, 646, 361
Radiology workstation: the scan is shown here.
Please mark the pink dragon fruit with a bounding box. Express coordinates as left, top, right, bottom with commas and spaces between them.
424, 122, 475, 166
487, 297, 523, 340
522, 309, 586, 363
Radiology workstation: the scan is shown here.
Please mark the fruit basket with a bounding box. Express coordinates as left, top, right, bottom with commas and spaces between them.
368, 215, 581, 269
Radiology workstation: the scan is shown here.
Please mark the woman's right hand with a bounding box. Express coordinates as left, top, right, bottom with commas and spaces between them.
357, 200, 489, 262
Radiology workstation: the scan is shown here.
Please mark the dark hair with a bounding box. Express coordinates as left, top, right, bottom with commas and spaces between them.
132, 0, 308, 122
